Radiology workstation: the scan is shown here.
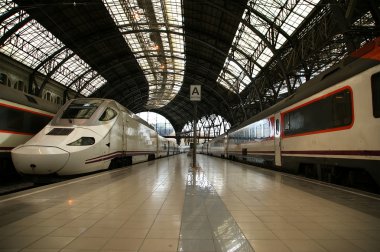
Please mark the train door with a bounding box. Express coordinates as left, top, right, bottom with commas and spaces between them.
108, 111, 125, 154
100, 107, 118, 169
274, 113, 282, 167
122, 111, 128, 152
224, 134, 229, 159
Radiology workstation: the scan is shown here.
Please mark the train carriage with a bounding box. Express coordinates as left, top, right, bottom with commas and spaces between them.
11, 98, 178, 177
223, 37, 380, 191
0, 84, 59, 178
207, 133, 227, 158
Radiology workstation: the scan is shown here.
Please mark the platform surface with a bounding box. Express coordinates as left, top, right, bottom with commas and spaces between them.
0, 153, 380, 252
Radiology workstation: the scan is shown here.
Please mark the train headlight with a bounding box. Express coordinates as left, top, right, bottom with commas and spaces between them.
67, 137, 95, 146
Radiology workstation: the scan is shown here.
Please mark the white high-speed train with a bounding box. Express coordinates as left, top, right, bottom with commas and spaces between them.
11, 98, 179, 176
206, 37, 380, 192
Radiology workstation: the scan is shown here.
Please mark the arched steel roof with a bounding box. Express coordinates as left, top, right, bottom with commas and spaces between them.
1, 0, 379, 133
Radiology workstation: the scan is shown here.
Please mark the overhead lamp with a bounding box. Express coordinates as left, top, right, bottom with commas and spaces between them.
132, 11, 141, 21
153, 44, 159, 50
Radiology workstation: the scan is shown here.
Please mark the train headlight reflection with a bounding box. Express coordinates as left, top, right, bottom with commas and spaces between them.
67, 137, 95, 146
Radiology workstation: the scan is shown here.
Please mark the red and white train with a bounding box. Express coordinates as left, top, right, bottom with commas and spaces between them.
206, 37, 380, 191
11, 98, 179, 177
0, 84, 59, 179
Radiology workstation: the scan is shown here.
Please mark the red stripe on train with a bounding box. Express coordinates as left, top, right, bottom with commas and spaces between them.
282, 150, 380, 156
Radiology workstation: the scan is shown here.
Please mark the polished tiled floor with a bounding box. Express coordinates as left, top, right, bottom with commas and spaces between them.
0, 153, 379, 251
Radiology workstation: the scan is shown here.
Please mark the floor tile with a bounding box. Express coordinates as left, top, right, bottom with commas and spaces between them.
283, 240, 328, 252
114, 228, 149, 238
140, 238, 178, 252
102, 238, 143, 251
79, 227, 118, 238
17, 226, 57, 236
178, 239, 214, 252
350, 239, 380, 252
0, 236, 42, 250
64, 237, 108, 250
248, 239, 291, 252
316, 239, 365, 252
49, 226, 87, 237
27, 236, 75, 249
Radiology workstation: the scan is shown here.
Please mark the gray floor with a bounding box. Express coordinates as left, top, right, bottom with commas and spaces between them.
178, 168, 253, 251
0, 153, 379, 251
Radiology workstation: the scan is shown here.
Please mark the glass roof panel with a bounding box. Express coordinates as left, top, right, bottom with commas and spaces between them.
217, 0, 320, 93
0, 2, 106, 96
103, 0, 185, 109
79, 73, 107, 97
1, 19, 63, 68
0, 1, 15, 14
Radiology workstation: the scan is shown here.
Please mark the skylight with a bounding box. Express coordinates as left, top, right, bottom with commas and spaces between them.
0, 2, 106, 96
218, 0, 320, 93
103, 0, 185, 109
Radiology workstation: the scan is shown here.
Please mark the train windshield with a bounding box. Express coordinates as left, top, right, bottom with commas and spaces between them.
61, 100, 102, 119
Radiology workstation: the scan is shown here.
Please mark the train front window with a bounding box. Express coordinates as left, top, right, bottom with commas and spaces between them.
99, 108, 117, 121
61, 100, 102, 119
372, 73, 380, 118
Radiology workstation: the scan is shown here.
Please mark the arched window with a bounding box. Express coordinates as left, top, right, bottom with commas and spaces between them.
0, 73, 7, 85
181, 114, 231, 145
44, 91, 52, 101
15, 81, 25, 92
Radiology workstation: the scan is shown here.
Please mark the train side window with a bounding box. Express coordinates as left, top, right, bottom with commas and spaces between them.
372, 73, 380, 118
283, 88, 352, 136
284, 114, 290, 131
263, 122, 270, 138
99, 108, 117, 121
250, 126, 255, 141
332, 89, 352, 126
0, 105, 50, 134
29, 113, 52, 133
256, 125, 262, 138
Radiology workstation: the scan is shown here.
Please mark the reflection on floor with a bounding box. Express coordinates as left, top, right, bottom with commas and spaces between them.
179, 168, 254, 251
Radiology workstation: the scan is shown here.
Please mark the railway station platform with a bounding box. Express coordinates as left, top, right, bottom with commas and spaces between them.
0, 154, 380, 252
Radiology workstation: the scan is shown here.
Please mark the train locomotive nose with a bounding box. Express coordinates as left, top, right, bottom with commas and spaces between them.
11, 146, 69, 175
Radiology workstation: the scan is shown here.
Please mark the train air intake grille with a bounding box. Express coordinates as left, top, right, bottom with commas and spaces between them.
47, 128, 74, 135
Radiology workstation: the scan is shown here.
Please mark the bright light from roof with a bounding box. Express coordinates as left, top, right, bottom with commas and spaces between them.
137, 111, 175, 136
217, 0, 320, 93
103, 0, 185, 109
0, 3, 106, 97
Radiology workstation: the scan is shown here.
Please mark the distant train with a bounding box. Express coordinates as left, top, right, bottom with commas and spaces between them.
11, 98, 179, 177
0, 84, 59, 178
205, 37, 380, 192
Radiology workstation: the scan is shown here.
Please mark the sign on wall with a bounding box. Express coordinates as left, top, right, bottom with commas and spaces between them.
190, 85, 201, 101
